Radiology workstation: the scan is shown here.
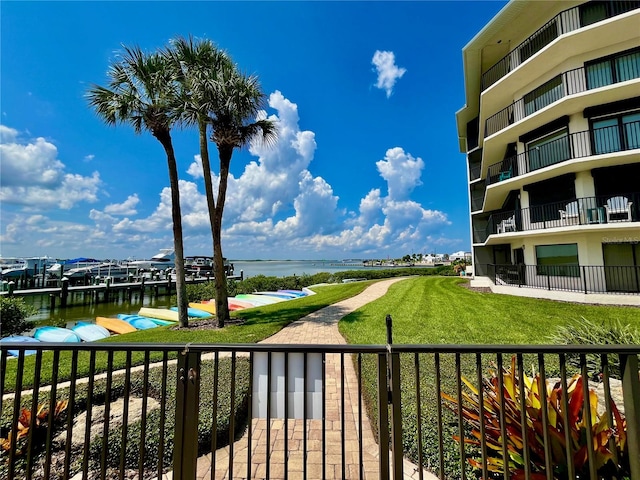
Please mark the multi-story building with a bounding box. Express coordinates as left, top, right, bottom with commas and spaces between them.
456, 0, 640, 299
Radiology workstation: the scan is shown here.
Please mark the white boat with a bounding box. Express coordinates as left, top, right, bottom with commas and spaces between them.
126, 249, 175, 271
47, 257, 101, 278
64, 261, 133, 280
1, 256, 56, 278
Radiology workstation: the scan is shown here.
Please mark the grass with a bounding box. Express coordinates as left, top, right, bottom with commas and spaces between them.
338, 276, 640, 478
2, 281, 372, 392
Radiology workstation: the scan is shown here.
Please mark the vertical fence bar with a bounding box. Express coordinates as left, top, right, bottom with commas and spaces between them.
580, 354, 597, 480
516, 354, 531, 480
81, 350, 96, 480
158, 351, 169, 480
601, 354, 619, 468
266, 351, 272, 480
620, 353, 640, 479
248, 351, 254, 480
434, 353, 445, 479
138, 351, 150, 479
43, 349, 60, 479
414, 353, 424, 480
101, 350, 114, 480
455, 353, 466, 480
303, 352, 308, 480
378, 353, 390, 480
7, 351, 25, 480
210, 352, 219, 480
120, 351, 132, 479
63, 350, 79, 479
390, 351, 403, 480
341, 352, 346, 480
173, 351, 201, 480
537, 353, 552, 480
323, 352, 328, 480
358, 353, 364, 480
228, 353, 237, 480
496, 354, 509, 480
475, 353, 487, 479
25, 350, 43, 480
559, 354, 575, 480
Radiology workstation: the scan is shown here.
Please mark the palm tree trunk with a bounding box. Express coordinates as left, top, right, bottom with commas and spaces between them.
154, 129, 189, 328
197, 120, 226, 326
213, 144, 233, 327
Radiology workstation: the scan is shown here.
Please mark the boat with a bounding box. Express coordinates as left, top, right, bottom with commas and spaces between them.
47, 257, 101, 278
63, 261, 133, 281
278, 289, 308, 297
227, 298, 256, 310
189, 302, 216, 315
254, 291, 300, 299
234, 294, 284, 305
1, 335, 41, 356
71, 322, 111, 342
118, 315, 158, 330
170, 306, 213, 318
95, 317, 137, 334
34, 326, 81, 343
126, 249, 175, 271
138, 307, 180, 322
117, 313, 173, 327
1, 256, 56, 279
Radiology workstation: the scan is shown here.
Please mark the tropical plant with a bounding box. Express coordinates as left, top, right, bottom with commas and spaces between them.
441, 357, 629, 479
0, 297, 37, 337
0, 400, 68, 457
550, 317, 640, 379
86, 46, 189, 327
167, 36, 277, 327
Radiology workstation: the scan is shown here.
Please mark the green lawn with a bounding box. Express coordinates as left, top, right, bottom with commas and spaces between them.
338, 276, 640, 478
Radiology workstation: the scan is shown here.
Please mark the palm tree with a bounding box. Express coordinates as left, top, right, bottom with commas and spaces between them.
169, 37, 277, 327
86, 45, 190, 327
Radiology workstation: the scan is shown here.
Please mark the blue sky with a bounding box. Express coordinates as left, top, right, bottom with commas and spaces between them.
1, 1, 506, 261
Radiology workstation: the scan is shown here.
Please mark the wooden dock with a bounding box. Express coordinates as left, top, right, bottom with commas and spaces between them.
0, 274, 243, 309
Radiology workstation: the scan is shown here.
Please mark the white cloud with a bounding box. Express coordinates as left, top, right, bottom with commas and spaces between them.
84, 154, 95, 162
0, 126, 101, 209
376, 147, 424, 200
372, 50, 406, 98
104, 194, 140, 215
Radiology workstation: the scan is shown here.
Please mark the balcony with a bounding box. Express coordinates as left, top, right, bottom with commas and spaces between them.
486, 121, 640, 186
484, 193, 640, 240
488, 263, 640, 294
481, 1, 640, 91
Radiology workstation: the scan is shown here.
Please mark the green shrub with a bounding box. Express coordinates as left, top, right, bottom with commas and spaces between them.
549, 317, 640, 379
0, 297, 38, 337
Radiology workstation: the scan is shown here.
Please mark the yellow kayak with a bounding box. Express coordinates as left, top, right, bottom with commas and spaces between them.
95, 317, 137, 334
138, 307, 179, 322
189, 302, 216, 314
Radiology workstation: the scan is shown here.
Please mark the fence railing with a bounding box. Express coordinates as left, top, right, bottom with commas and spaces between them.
488, 263, 640, 294
484, 192, 640, 239
469, 162, 481, 181
470, 188, 485, 212
1, 338, 639, 480
485, 121, 640, 185
481, 1, 640, 90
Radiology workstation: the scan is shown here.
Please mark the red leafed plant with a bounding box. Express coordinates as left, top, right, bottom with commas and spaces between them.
441, 357, 629, 479
0, 400, 68, 457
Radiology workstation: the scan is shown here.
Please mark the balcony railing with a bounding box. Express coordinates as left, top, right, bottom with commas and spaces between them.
470, 188, 485, 212
481, 1, 640, 90
469, 162, 481, 181
488, 263, 640, 294
485, 192, 640, 239
1, 339, 639, 479
486, 121, 640, 186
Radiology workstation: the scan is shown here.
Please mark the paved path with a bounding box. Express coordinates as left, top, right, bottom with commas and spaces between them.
190, 278, 437, 480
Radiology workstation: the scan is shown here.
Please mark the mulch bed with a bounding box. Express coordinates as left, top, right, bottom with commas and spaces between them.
170, 317, 246, 331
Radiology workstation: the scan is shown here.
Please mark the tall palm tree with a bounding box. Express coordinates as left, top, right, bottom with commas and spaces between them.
168, 37, 277, 327
207, 66, 277, 326
86, 45, 190, 327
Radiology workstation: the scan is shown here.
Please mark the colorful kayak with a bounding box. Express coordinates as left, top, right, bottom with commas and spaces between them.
34, 326, 81, 343
189, 302, 216, 314
170, 306, 213, 318
255, 291, 299, 299
138, 307, 179, 322
123, 316, 158, 330
228, 298, 256, 310
117, 313, 173, 327
1, 335, 41, 356
71, 322, 111, 342
96, 317, 137, 334
278, 289, 308, 297
235, 294, 283, 305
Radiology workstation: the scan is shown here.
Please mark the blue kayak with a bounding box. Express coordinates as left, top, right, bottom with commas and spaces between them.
278, 289, 308, 297
116, 315, 158, 330
34, 326, 81, 343
72, 322, 111, 342
117, 314, 173, 326
170, 307, 213, 318
1, 335, 41, 356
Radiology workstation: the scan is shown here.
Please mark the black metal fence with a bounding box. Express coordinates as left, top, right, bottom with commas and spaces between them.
488, 263, 640, 294
1, 339, 639, 480
484, 192, 640, 239
485, 121, 640, 185
481, 1, 640, 90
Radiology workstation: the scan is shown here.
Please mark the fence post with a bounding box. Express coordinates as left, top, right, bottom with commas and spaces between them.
173, 350, 201, 480
60, 278, 69, 308
386, 315, 403, 480
377, 353, 390, 480
620, 353, 640, 479
582, 266, 588, 295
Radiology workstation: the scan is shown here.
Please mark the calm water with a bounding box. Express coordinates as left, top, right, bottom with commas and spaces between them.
24, 260, 378, 327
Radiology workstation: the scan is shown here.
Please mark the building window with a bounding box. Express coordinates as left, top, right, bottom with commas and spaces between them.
536, 244, 579, 277
524, 76, 563, 116
591, 110, 640, 154
586, 48, 640, 89
580, 1, 640, 27
526, 128, 570, 171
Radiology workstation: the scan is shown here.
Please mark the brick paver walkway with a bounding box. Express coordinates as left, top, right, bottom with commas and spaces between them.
191, 278, 437, 480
